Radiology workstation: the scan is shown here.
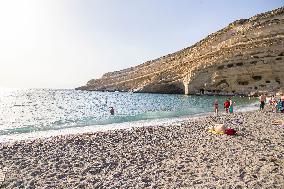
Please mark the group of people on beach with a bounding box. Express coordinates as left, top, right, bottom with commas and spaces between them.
109, 93, 284, 116
213, 98, 235, 115
212, 93, 284, 116
259, 93, 284, 113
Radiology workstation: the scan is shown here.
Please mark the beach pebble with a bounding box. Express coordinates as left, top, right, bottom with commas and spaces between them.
0, 108, 283, 188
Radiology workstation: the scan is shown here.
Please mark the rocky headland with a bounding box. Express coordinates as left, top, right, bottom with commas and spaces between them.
77, 7, 284, 96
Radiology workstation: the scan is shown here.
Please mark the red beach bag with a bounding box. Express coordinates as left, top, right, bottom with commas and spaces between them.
225, 128, 236, 135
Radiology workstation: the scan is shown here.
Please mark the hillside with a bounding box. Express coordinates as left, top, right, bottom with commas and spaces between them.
77, 7, 284, 96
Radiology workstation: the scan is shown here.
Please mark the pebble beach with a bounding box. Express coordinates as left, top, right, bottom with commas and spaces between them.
0, 107, 284, 188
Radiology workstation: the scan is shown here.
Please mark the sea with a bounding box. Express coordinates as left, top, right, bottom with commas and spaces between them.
0, 89, 258, 142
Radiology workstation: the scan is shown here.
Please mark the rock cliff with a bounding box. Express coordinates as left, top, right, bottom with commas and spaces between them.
77, 7, 284, 96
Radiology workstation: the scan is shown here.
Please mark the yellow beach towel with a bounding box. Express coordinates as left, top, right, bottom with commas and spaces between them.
208, 129, 224, 135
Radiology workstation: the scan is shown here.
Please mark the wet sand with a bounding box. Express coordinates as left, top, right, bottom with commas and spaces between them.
0, 107, 284, 188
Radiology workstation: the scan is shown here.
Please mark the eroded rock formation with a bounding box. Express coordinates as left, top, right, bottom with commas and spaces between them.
77, 7, 284, 96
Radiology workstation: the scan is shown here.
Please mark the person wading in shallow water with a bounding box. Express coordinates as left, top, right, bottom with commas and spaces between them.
110, 107, 114, 115
229, 98, 235, 113
224, 99, 230, 113
213, 99, 219, 116
259, 94, 266, 111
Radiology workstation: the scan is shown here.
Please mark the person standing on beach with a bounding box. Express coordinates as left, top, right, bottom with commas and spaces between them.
213, 99, 219, 115
229, 98, 234, 113
259, 94, 266, 111
276, 99, 282, 113
271, 96, 277, 112
281, 94, 284, 113
224, 99, 230, 113
269, 96, 275, 106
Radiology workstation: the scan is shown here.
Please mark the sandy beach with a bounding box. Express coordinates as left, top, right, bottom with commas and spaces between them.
0, 107, 284, 188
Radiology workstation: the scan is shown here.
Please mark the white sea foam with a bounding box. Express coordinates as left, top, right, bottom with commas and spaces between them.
237, 102, 259, 112
0, 113, 212, 143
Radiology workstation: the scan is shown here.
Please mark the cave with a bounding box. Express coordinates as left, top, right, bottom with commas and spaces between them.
216, 79, 227, 86
164, 84, 184, 94
238, 81, 249, 85
143, 82, 185, 94
252, 75, 262, 81
217, 65, 225, 70
227, 64, 234, 68
236, 62, 244, 66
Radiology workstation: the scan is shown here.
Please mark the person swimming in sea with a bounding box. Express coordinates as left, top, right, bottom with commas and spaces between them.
110, 107, 114, 115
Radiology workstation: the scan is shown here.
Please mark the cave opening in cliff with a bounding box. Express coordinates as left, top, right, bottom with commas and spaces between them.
275, 78, 281, 84
252, 76, 262, 81
152, 83, 185, 94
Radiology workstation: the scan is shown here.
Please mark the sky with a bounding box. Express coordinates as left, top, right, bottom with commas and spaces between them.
0, 0, 283, 89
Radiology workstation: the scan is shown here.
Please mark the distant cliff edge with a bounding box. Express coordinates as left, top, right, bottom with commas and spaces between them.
76, 7, 284, 96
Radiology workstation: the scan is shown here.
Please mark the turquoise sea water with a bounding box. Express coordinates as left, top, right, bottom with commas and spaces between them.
0, 89, 257, 141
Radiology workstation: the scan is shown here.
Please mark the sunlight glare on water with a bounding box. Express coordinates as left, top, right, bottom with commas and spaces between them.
0, 89, 257, 138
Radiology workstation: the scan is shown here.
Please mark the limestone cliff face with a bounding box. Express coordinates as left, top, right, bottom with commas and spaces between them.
77, 7, 284, 96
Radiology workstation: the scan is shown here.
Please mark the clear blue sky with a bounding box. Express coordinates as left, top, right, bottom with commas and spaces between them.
0, 0, 283, 89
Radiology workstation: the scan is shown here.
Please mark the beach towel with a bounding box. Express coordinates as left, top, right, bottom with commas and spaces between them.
208, 129, 224, 135
208, 124, 226, 135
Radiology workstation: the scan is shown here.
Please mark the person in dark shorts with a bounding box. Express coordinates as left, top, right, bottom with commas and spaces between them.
280, 94, 284, 113
259, 94, 266, 111
110, 107, 114, 115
